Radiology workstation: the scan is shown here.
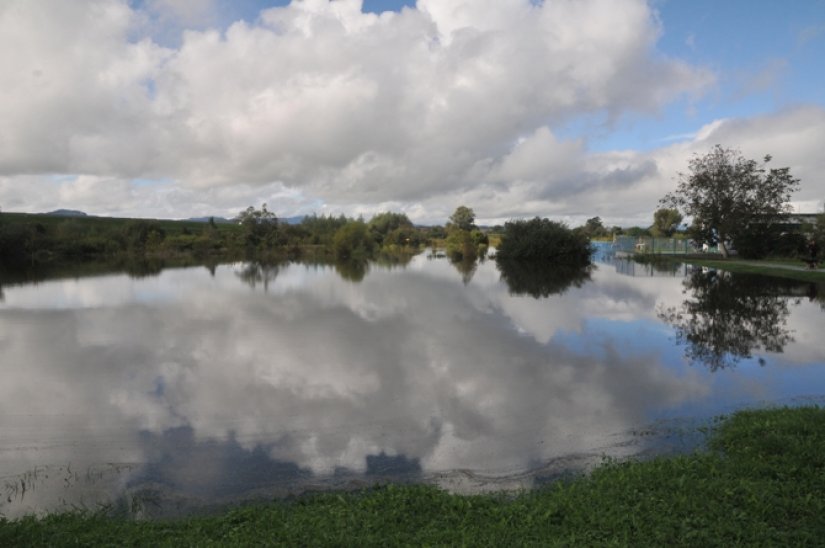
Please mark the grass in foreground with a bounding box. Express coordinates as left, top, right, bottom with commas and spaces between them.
2, 407, 825, 546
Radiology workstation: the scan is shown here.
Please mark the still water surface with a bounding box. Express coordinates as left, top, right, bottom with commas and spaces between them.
1, 248, 824, 517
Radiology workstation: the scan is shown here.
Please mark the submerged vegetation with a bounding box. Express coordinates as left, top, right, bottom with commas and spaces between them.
2, 406, 824, 545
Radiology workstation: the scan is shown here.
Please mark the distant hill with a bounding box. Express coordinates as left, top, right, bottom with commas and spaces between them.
43, 209, 88, 217
186, 216, 233, 224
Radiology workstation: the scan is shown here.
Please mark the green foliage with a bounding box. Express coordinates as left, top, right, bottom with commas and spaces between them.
4, 407, 825, 545
445, 227, 487, 261
814, 212, 825, 250
624, 226, 651, 238
579, 216, 609, 239
237, 204, 278, 248
444, 206, 486, 260
426, 225, 447, 239
0, 209, 426, 267
367, 212, 424, 250
333, 220, 375, 260
123, 220, 166, 252
368, 212, 412, 239
496, 217, 592, 264
651, 208, 683, 237
448, 205, 476, 232
299, 214, 349, 246
662, 145, 800, 258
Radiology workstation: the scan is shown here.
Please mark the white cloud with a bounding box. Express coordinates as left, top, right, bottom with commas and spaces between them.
0, 0, 721, 223
1, 1, 820, 227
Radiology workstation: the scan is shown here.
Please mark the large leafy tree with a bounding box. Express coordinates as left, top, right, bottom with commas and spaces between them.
237, 203, 278, 248
651, 208, 683, 237
448, 206, 476, 232
661, 145, 799, 258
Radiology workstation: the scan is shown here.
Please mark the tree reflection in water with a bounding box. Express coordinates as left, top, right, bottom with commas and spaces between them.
496, 260, 592, 298
334, 258, 369, 282
658, 268, 806, 371
449, 254, 479, 285
235, 262, 284, 291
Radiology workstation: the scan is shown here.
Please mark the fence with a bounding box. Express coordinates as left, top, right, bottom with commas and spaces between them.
612, 236, 695, 255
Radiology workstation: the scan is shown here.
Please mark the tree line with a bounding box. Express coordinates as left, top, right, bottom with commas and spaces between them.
0, 209, 433, 267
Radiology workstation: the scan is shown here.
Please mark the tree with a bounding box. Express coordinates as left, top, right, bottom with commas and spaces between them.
814, 212, 825, 250
448, 206, 476, 232
332, 220, 375, 260
368, 212, 418, 248
445, 206, 485, 260
238, 203, 278, 248
496, 217, 592, 264
661, 145, 800, 258
584, 216, 608, 238
651, 208, 683, 238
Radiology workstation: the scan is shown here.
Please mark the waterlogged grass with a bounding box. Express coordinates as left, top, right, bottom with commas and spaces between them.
690, 259, 825, 282
3, 407, 825, 546
685, 258, 825, 282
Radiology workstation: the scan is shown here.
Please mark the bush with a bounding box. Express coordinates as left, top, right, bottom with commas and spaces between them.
496, 218, 591, 264
333, 220, 375, 260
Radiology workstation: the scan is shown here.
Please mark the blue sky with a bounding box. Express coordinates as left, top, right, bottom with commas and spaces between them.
140, 0, 824, 152
1, 0, 824, 224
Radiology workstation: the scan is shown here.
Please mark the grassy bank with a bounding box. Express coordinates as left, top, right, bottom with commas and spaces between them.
682, 258, 825, 282
2, 407, 825, 545
634, 253, 825, 283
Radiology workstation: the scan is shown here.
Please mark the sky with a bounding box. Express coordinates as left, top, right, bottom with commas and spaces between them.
0, 0, 823, 226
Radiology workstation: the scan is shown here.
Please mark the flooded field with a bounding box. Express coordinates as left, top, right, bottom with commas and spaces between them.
2, 249, 824, 518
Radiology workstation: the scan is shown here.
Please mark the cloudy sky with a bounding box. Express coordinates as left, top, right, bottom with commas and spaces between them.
0, 0, 823, 226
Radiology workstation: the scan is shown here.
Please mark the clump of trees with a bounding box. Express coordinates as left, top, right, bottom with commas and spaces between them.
444, 206, 488, 260
237, 203, 278, 249
496, 217, 592, 264
0, 206, 431, 267
367, 212, 424, 251
662, 145, 800, 258
332, 219, 375, 260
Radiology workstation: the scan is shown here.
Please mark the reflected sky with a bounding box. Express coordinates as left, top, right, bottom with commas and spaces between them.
1, 253, 825, 517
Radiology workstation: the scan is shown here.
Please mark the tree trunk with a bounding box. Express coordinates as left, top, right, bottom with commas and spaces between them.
718, 234, 729, 258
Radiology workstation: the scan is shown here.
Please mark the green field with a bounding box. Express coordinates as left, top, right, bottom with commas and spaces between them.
2, 406, 824, 546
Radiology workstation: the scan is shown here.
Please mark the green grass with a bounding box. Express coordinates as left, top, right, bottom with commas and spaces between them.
3, 406, 825, 546
635, 252, 825, 282
683, 258, 825, 282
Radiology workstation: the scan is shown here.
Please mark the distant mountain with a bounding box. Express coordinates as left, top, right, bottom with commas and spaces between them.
283, 215, 305, 225
186, 216, 233, 224
187, 215, 304, 225
43, 209, 87, 217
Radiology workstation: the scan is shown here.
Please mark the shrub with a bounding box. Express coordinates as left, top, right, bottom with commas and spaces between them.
333, 220, 375, 260
496, 217, 591, 264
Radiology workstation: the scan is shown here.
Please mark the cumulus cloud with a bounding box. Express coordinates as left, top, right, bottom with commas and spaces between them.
1, 1, 820, 226
0, 0, 724, 223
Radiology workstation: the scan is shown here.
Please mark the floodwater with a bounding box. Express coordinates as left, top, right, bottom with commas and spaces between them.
1, 247, 824, 518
